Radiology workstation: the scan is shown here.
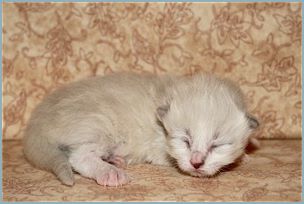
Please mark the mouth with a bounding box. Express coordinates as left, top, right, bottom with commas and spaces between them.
188, 170, 205, 177
181, 166, 221, 178
190, 169, 221, 178
178, 166, 208, 178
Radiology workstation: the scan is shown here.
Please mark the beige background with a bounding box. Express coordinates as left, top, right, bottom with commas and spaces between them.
2, 2, 302, 139
2, 3, 302, 202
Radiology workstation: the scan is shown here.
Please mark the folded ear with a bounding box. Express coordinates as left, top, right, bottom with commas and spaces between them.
156, 104, 170, 121
248, 137, 260, 148
245, 137, 260, 153
246, 113, 260, 129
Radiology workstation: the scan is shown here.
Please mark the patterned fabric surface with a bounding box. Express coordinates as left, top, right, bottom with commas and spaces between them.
2, 2, 302, 140
3, 140, 301, 201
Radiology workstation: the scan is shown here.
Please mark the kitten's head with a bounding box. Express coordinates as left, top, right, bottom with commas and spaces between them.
157, 75, 259, 177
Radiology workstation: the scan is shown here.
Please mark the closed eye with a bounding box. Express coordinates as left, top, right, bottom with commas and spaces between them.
183, 137, 191, 148
211, 143, 232, 149
183, 128, 192, 149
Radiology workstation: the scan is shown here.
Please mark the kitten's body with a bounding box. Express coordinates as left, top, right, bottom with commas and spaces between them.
23, 72, 258, 186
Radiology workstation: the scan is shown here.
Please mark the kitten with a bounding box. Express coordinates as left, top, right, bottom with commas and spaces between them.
23, 72, 259, 187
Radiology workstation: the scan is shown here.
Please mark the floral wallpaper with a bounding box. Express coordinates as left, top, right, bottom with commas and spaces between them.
2, 2, 302, 139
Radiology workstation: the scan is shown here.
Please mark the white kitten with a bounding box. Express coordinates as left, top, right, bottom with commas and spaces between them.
23, 72, 259, 187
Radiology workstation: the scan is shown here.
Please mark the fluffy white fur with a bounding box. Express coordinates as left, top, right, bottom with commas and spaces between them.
23, 72, 259, 187
159, 75, 257, 177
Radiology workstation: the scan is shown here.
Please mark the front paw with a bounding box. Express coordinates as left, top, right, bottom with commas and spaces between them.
96, 168, 130, 187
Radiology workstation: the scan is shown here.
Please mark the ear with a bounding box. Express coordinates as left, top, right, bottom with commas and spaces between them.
245, 137, 260, 153
156, 104, 170, 121
246, 113, 259, 129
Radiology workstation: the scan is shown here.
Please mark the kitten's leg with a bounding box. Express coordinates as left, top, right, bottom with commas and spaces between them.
69, 144, 129, 187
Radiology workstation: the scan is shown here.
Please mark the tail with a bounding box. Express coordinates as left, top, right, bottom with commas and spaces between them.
23, 133, 74, 186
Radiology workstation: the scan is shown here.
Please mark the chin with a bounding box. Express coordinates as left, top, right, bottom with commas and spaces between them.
180, 165, 221, 178
188, 170, 205, 177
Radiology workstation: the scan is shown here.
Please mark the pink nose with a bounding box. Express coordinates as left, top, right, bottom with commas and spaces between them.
191, 161, 203, 169
190, 151, 205, 169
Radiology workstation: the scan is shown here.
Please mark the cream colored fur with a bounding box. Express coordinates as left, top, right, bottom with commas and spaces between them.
159, 75, 257, 177
23, 72, 258, 186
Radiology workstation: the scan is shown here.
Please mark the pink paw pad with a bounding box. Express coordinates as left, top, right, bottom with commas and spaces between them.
96, 168, 129, 187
